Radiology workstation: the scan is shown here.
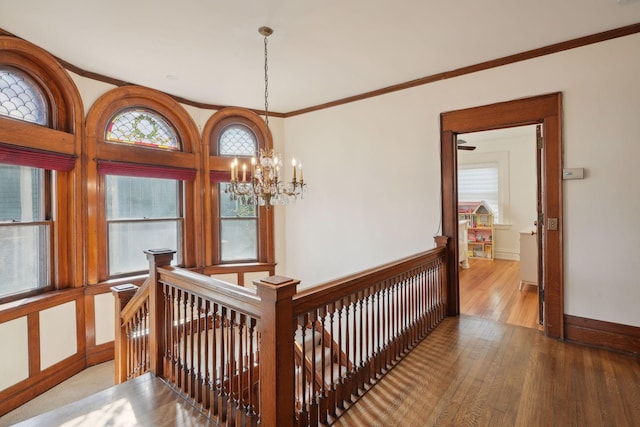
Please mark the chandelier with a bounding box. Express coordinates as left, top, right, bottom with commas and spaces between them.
226, 26, 307, 207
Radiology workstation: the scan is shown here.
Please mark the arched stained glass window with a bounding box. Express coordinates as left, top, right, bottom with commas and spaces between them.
219, 124, 257, 156
0, 67, 48, 125
106, 108, 180, 151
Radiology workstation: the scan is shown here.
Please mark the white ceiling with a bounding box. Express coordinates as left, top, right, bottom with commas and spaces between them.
2, 1, 640, 113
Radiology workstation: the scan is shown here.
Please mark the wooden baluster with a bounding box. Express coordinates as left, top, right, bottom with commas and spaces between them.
429, 263, 435, 330
383, 284, 390, 369
236, 313, 246, 425
181, 289, 188, 392
203, 300, 211, 412
351, 297, 359, 398
336, 302, 345, 410
210, 303, 219, 420
162, 284, 170, 377
298, 316, 309, 426
428, 266, 433, 328
218, 306, 227, 423
371, 290, 382, 379
144, 300, 150, 372
136, 310, 141, 375
131, 312, 137, 376
402, 275, 408, 351
318, 308, 328, 425
344, 301, 353, 403
420, 267, 425, 331
309, 312, 319, 426
226, 309, 237, 425
391, 283, 397, 361
125, 323, 132, 379
194, 296, 203, 405
433, 261, 438, 324
411, 273, 417, 338
327, 302, 337, 418
399, 278, 404, 353
246, 317, 258, 425
188, 292, 196, 399
357, 294, 365, 392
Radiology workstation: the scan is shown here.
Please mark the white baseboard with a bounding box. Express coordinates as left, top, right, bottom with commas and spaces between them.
495, 249, 519, 261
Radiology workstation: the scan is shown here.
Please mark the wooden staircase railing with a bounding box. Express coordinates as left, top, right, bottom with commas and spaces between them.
113, 237, 448, 427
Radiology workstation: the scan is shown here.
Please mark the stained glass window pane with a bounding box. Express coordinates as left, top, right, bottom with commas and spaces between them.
0, 67, 48, 125
105, 108, 180, 151
219, 124, 257, 156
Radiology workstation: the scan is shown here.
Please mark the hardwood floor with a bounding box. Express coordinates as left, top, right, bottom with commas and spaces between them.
459, 258, 540, 330
335, 315, 640, 427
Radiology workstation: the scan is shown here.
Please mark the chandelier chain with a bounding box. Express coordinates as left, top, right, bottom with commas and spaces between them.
263, 34, 269, 126
226, 26, 307, 208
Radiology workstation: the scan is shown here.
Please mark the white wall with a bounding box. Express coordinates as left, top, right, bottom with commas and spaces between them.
283, 33, 640, 327
68, 34, 640, 327
0, 317, 29, 390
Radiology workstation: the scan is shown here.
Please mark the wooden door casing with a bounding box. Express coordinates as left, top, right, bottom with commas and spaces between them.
440, 92, 564, 339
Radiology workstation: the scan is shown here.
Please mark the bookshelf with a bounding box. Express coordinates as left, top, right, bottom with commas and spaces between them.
458, 201, 494, 260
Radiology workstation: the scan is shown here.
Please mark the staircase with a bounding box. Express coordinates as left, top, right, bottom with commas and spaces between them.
12, 373, 213, 426
294, 321, 350, 406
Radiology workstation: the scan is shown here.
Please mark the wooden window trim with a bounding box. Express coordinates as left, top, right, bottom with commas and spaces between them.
0, 36, 83, 302
85, 86, 202, 283
203, 107, 275, 266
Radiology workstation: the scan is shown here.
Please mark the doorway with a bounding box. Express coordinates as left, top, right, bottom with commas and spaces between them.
440, 93, 564, 339
456, 125, 541, 330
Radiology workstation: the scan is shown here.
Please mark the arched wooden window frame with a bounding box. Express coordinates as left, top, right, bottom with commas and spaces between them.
203, 107, 275, 267
85, 86, 202, 284
0, 36, 83, 297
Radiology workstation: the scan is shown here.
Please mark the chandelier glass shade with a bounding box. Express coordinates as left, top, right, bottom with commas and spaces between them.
226, 26, 307, 207
227, 149, 305, 206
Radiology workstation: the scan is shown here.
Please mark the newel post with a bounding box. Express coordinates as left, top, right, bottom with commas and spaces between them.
254, 275, 299, 427
434, 235, 449, 248
145, 249, 175, 378
110, 283, 139, 384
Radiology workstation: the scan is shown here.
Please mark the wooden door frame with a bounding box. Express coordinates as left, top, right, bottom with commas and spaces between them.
440, 92, 564, 339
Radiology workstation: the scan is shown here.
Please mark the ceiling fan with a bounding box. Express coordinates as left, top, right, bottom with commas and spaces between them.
457, 139, 476, 151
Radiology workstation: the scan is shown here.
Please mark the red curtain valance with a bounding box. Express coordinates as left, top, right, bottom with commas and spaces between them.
0, 143, 76, 171
210, 170, 232, 183
98, 160, 196, 181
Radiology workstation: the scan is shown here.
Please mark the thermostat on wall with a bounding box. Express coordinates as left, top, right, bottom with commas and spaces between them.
562, 168, 584, 180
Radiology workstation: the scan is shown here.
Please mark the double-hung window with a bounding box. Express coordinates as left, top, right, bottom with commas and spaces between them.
458, 164, 500, 220
0, 67, 54, 299
218, 124, 258, 262
105, 175, 182, 276
458, 151, 510, 224
101, 108, 186, 277
0, 165, 49, 297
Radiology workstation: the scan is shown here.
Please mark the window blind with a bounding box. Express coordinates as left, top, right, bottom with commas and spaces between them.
458, 165, 499, 220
